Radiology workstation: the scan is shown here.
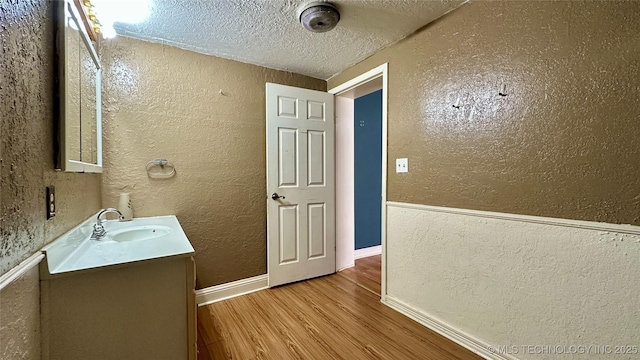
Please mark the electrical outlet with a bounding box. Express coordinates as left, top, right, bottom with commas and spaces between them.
46, 186, 56, 219
396, 158, 408, 173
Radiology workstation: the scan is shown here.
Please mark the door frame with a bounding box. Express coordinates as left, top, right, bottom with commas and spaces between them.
328, 63, 388, 301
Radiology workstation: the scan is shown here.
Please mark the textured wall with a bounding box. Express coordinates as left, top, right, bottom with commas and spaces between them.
100, 36, 325, 288
1, 0, 102, 357
386, 203, 640, 360
1, 0, 102, 275
329, 0, 640, 225
0, 267, 41, 360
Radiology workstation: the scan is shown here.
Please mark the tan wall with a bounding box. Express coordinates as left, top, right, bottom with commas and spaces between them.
101, 37, 325, 288
0, 0, 103, 356
329, 0, 640, 225
1, 0, 102, 275
0, 267, 41, 360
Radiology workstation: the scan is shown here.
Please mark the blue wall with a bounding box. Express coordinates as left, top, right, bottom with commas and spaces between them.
354, 90, 382, 250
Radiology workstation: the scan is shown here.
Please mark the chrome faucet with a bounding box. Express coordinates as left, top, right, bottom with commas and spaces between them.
90, 208, 124, 240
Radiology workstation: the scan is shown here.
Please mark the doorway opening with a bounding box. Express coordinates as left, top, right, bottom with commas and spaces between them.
329, 64, 388, 299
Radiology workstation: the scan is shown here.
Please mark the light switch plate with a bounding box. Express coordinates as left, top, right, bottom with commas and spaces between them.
396, 158, 408, 173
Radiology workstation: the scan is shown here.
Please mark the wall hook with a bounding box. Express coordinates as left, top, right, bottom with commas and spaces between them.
452, 97, 461, 109
499, 84, 508, 97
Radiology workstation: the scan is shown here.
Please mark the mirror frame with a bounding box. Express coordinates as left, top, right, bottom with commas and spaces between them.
57, 0, 103, 173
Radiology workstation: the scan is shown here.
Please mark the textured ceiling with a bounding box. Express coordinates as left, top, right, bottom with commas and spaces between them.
113, 0, 466, 80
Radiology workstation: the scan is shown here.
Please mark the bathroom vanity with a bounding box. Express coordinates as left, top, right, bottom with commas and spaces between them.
40, 215, 196, 360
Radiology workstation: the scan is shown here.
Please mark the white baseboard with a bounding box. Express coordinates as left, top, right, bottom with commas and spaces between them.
336, 263, 355, 272
354, 245, 382, 260
196, 274, 268, 307
383, 296, 520, 360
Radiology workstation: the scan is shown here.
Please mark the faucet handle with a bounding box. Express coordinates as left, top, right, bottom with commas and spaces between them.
91, 222, 107, 240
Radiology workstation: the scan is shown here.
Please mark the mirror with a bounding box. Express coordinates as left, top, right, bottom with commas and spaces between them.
57, 0, 102, 173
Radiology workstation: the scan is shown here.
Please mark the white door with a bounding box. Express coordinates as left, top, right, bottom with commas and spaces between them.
266, 83, 335, 287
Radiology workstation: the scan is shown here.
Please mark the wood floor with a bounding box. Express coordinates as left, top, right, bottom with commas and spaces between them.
197, 269, 481, 360
337, 254, 382, 295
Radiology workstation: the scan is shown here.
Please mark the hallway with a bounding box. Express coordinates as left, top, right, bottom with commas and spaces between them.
337, 254, 381, 295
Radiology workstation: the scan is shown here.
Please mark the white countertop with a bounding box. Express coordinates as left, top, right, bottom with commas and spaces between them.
41, 214, 195, 276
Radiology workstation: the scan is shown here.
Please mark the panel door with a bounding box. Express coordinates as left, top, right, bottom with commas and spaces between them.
266, 83, 335, 287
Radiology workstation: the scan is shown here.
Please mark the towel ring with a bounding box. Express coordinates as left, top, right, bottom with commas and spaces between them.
145, 158, 176, 179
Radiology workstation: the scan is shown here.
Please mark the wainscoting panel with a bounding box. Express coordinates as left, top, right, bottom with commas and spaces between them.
385, 202, 640, 360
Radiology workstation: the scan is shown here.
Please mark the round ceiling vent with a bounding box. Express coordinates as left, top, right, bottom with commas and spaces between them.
299, 2, 340, 33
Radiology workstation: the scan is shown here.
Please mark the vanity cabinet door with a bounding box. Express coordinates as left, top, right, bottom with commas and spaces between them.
41, 257, 194, 360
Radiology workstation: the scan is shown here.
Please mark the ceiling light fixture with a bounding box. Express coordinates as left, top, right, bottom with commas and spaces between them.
298, 2, 340, 33
92, 0, 151, 39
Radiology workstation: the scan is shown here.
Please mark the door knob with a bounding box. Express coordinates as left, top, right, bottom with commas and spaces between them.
271, 193, 285, 200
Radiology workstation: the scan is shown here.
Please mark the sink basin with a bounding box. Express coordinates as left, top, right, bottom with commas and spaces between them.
41, 215, 194, 276
110, 225, 172, 242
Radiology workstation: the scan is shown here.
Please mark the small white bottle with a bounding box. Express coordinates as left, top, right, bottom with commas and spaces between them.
118, 193, 133, 221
